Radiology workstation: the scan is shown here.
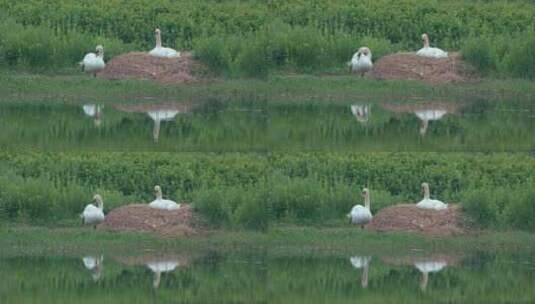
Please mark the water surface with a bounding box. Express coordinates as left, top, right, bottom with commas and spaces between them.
1, 97, 535, 152
2, 250, 534, 303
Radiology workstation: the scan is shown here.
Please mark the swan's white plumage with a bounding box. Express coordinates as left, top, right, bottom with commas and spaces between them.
81, 195, 105, 225
149, 47, 179, 58
349, 47, 373, 75
350, 256, 372, 288
414, 260, 447, 273
147, 261, 179, 273
149, 28, 180, 58
414, 109, 448, 121
347, 188, 373, 226
83, 104, 100, 117
350, 104, 370, 123
83, 256, 103, 269
83, 255, 104, 281
80, 45, 106, 75
416, 183, 448, 210
417, 198, 448, 210
147, 110, 179, 121
147, 110, 180, 142
415, 259, 447, 291
149, 198, 180, 210
416, 34, 448, 59
147, 260, 179, 289
83, 104, 103, 127
416, 47, 448, 59
350, 256, 372, 269
149, 185, 180, 210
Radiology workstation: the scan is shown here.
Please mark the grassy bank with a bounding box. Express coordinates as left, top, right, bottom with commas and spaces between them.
1, 152, 534, 231
2, 72, 535, 104
1, 225, 535, 258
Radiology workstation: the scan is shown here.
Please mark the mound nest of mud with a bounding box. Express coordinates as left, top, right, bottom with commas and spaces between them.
98, 52, 206, 84
98, 204, 203, 236
366, 204, 469, 235
370, 52, 477, 84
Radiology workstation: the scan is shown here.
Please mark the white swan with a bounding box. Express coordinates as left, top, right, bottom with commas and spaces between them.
147, 260, 179, 289
149, 185, 180, 210
147, 109, 180, 142
149, 28, 180, 58
414, 259, 448, 291
83, 104, 103, 127
83, 255, 104, 281
347, 188, 373, 228
350, 104, 370, 124
81, 194, 105, 228
348, 47, 373, 76
416, 33, 448, 59
350, 256, 372, 288
80, 45, 106, 77
414, 108, 448, 136
416, 183, 448, 210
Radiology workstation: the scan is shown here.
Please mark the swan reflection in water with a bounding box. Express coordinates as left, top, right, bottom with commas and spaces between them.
414, 259, 448, 291
350, 104, 371, 124
114, 103, 192, 143
349, 256, 372, 288
82, 255, 103, 282
414, 109, 448, 136
146, 260, 180, 289
381, 101, 461, 136
147, 110, 180, 143
82, 104, 103, 127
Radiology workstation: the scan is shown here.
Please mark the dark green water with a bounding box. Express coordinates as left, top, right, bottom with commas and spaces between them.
2, 250, 535, 303
1, 98, 535, 152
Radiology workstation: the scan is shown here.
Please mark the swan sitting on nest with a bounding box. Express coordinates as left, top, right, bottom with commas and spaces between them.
416, 182, 448, 210
347, 188, 373, 228
80, 45, 106, 77
81, 194, 105, 228
348, 47, 373, 76
149, 185, 180, 210
416, 33, 448, 59
149, 28, 180, 58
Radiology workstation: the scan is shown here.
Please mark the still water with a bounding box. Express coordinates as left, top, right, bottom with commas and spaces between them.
2, 250, 534, 303
1, 97, 535, 152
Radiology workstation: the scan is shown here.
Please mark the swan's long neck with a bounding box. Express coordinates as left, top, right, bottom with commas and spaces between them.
153, 119, 161, 143
156, 31, 162, 48
95, 197, 104, 210
361, 264, 369, 288
423, 185, 430, 200
420, 271, 429, 291
364, 192, 370, 210
153, 271, 161, 289
156, 189, 163, 200
423, 37, 430, 48
419, 119, 429, 136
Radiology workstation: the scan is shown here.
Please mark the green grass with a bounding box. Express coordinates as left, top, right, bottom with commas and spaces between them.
1, 72, 535, 105
1, 224, 535, 258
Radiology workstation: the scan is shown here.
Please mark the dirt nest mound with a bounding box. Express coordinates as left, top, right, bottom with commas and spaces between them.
98, 204, 203, 236
366, 204, 469, 235
98, 52, 205, 84
370, 52, 477, 84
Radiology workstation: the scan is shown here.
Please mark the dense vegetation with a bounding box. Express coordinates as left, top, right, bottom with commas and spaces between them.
1, 0, 535, 77
1, 152, 534, 231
